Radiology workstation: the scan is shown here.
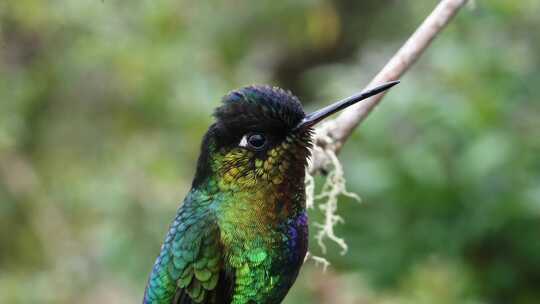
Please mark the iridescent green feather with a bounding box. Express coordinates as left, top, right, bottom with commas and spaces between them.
143, 189, 225, 304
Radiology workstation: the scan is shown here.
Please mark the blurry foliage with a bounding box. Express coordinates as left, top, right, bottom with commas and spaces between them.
1, 0, 539, 303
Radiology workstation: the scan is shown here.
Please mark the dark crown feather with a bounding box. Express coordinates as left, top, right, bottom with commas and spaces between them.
214, 85, 306, 133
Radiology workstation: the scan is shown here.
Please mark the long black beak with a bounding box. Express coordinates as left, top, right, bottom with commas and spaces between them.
294, 80, 400, 131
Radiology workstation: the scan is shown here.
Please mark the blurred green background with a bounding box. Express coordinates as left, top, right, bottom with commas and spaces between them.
1, 1, 539, 303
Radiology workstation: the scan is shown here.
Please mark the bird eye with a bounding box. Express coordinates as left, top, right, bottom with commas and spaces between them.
248, 133, 266, 149
240, 133, 267, 150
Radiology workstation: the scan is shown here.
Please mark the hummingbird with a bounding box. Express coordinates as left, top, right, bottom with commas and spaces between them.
143, 81, 399, 304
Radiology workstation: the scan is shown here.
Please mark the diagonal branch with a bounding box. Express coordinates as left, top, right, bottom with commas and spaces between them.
310, 0, 469, 173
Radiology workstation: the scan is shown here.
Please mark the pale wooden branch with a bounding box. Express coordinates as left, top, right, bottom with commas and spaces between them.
310, 0, 468, 173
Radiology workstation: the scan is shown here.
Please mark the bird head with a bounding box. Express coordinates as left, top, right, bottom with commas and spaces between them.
192, 82, 399, 191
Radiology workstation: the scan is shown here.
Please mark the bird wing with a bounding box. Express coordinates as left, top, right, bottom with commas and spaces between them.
144, 193, 234, 304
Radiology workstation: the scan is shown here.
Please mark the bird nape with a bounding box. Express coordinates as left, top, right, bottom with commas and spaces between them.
143, 81, 399, 304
